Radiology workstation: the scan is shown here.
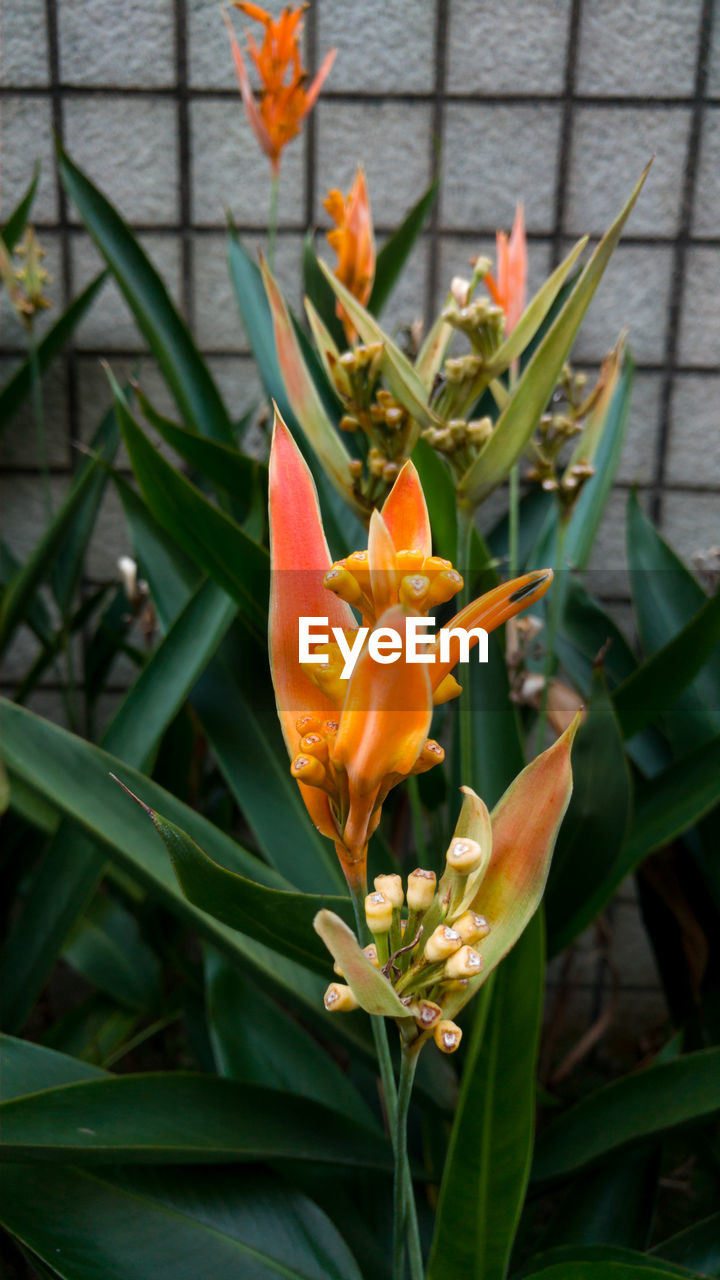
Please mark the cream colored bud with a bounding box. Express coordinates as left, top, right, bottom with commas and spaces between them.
365, 890, 393, 934
446, 837, 483, 876
407, 868, 437, 912
363, 943, 379, 967
324, 983, 359, 1012
445, 945, 483, 980
425, 924, 462, 963
374, 873, 404, 910
450, 275, 470, 307
414, 1000, 443, 1030
434, 1019, 463, 1053
453, 911, 491, 945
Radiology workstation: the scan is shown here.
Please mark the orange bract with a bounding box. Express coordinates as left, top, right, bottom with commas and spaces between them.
268, 408, 553, 890
485, 202, 527, 335
324, 167, 376, 343
227, 3, 335, 173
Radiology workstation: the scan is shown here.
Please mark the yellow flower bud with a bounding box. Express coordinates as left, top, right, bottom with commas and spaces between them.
365, 890, 393, 934
434, 1019, 463, 1053
374, 873, 404, 910
414, 1000, 443, 1030
406, 868, 437, 912
453, 910, 491, 945
424, 924, 462, 963
300, 732, 329, 762
324, 983, 359, 1012
446, 836, 483, 876
291, 754, 327, 788
363, 943, 379, 967
444, 945, 483, 980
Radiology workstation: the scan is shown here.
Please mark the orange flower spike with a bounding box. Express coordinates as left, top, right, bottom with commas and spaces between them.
268, 410, 356, 841
380, 459, 432, 559
229, 3, 336, 173
324, 167, 376, 343
485, 202, 527, 335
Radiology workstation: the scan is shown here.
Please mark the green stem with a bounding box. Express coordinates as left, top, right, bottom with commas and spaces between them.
267, 169, 280, 272
393, 1042, 423, 1280
407, 777, 428, 865
28, 329, 52, 523
535, 513, 568, 753
508, 463, 520, 577
457, 503, 475, 789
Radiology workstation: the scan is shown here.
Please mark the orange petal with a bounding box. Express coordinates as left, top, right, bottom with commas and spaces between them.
304, 47, 337, 114
431, 570, 552, 690
223, 9, 275, 162
367, 510, 399, 617
506, 201, 527, 333
471, 715, 578, 973
332, 606, 433, 855
380, 459, 432, 557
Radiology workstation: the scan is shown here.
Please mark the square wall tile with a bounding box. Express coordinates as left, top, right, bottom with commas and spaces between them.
617, 371, 662, 486
708, 7, 720, 96
2, 0, 50, 85
315, 101, 432, 227
190, 101, 306, 227
693, 107, 720, 237
58, 0, 175, 86
571, 244, 673, 365
442, 105, 561, 232
566, 107, 690, 238
71, 232, 182, 349
85, 483, 135, 579
447, 0, 570, 93
1, 233, 65, 347
64, 98, 179, 225
205, 357, 265, 440
678, 247, 720, 368
189, 0, 308, 90
587, 488, 651, 595
0, 358, 69, 468
576, 0, 701, 96
192, 231, 303, 351
318, 0, 435, 92
1, 98, 58, 223
661, 490, 720, 563
666, 375, 720, 487
0, 475, 70, 564
75, 355, 183, 469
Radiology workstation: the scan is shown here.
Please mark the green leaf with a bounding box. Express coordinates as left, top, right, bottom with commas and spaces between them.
302, 232, 347, 349
533, 1046, 720, 1184
114, 388, 268, 637
613, 586, 720, 742
619, 732, 720, 867
112, 472, 202, 625
533, 1149, 660, 1255
58, 145, 234, 443
0, 458, 102, 654
0, 1034, 106, 1100
103, 578, 237, 771
0, 273, 107, 439
627, 490, 720, 754
1, 163, 39, 251
457, 165, 649, 508
0, 1071, 390, 1168
652, 1213, 720, 1275
411, 437, 458, 562
124, 785, 350, 976
62, 895, 162, 1012
520, 1252, 699, 1280
0, 1164, 364, 1280
313, 909, 410, 1016
369, 180, 437, 315
428, 912, 545, 1280
545, 672, 632, 955
205, 950, 375, 1126
136, 384, 264, 513
487, 235, 589, 374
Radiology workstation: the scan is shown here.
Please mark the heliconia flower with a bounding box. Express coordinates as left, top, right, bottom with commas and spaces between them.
485, 202, 527, 335
226, 3, 336, 174
269, 407, 553, 889
314, 717, 578, 1040
323, 167, 376, 344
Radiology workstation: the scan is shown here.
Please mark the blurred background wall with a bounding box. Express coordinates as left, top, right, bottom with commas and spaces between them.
1, 0, 718, 1061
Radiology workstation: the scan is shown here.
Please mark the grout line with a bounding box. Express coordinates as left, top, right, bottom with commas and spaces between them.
174, 0, 194, 331
550, 0, 582, 268
2, 83, 719, 108
426, 0, 449, 328
651, 0, 715, 526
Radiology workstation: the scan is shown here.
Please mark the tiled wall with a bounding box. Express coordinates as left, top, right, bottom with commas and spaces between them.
1, 1, 718, 1061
